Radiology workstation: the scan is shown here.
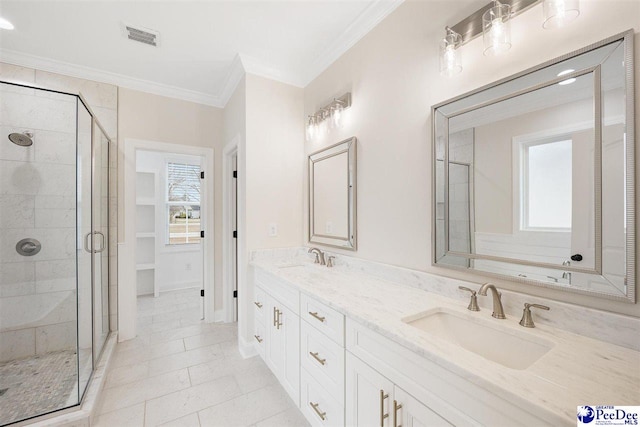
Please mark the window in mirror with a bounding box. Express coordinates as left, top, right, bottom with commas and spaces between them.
522, 138, 572, 230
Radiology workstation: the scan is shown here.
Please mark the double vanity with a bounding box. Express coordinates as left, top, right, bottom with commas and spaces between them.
250, 249, 640, 427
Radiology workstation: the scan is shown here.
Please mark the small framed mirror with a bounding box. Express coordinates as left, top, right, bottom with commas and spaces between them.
432, 31, 635, 302
309, 137, 357, 250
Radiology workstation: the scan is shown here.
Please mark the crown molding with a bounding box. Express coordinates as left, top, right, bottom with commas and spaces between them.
0, 48, 224, 107
239, 53, 305, 88
0, 0, 404, 108
301, 0, 405, 85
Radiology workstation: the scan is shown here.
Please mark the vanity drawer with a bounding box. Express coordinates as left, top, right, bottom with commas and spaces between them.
300, 367, 344, 427
253, 321, 265, 359
301, 293, 344, 345
254, 285, 267, 325
301, 320, 345, 400
255, 269, 299, 315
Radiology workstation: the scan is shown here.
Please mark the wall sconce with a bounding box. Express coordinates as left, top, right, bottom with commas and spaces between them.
440, 0, 580, 76
306, 92, 351, 141
440, 27, 463, 77
542, 0, 580, 29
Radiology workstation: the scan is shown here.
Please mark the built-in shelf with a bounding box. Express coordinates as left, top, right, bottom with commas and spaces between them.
136, 170, 158, 297
136, 232, 156, 238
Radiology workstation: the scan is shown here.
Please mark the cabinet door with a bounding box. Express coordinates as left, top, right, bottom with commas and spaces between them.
393, 386, 452, 427
264, 295, 300, 405
265, 296, 284, 375
279, 302, 300, 405
346, 353, 394, 427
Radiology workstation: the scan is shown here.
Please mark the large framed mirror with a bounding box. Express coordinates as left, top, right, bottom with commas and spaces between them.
432, 30, 635, 302
309, 137, 357, 250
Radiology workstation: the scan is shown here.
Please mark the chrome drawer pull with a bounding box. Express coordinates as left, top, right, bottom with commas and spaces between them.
310, 402, 326, 421
254, 301, 263, 308
254, 335, 263, 343
309, 311, 326, 322
309, 351, 326, 366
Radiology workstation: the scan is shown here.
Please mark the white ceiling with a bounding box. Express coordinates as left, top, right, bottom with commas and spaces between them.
0, 0, 403, 106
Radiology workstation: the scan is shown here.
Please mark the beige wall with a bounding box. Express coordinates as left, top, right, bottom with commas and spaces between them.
117, 88, 225, 309
303, 0, 640, 316
237, 74, 304, 341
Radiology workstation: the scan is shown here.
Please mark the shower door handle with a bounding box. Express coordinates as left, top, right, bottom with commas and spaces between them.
95, 231, 106, 253
84, 232, 93, 253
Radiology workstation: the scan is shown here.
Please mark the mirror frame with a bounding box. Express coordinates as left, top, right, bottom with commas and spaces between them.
431, 30, 635, 303
309, 137, 357, 250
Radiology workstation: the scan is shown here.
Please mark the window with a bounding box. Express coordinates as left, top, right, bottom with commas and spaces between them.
522, 139, 572, 230
166, 162, 201, 244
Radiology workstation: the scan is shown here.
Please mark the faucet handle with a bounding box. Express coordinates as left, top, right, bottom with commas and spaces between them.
311, 253, 320, 263
519, 303, 550, 328
458, 286, 480, 312
326, 256, 335, 268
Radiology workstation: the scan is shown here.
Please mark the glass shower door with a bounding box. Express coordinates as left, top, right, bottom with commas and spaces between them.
92, 123, 109, 361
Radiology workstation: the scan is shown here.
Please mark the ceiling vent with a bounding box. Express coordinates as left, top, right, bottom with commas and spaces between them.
124, 24, 159, 47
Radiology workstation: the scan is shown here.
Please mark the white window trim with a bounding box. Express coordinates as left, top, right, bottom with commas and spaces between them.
511, 120, 593, 235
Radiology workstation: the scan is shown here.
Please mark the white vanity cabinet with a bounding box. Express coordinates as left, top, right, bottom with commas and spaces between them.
254, 271, 300, 406
346, 352, 450, 427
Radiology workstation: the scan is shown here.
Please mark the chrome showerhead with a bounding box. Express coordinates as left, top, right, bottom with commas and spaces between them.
8, 131, 34, 147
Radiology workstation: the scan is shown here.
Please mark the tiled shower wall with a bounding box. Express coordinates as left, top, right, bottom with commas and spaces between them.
0, 63, 118, 362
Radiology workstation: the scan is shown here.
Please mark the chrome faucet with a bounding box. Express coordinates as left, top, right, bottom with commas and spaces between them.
308, 247, 326, 265
477, 283, 506, 319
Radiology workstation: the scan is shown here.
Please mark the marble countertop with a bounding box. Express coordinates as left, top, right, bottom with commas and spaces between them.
250, 257, 640, 426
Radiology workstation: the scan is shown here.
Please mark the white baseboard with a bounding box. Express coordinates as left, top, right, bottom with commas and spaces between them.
238, 335, 258, 359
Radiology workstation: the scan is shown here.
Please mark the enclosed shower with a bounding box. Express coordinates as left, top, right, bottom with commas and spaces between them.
0, 81, 113, 425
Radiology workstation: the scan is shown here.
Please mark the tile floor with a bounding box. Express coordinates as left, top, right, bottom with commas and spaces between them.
96, 289, 309, 427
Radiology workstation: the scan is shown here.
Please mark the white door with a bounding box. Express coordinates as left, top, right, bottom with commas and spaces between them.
393, 386, 452, 427
346, 353, 394, 427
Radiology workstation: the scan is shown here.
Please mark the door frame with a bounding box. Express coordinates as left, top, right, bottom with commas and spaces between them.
223, 136, 239, 323
119, 138, 215, 342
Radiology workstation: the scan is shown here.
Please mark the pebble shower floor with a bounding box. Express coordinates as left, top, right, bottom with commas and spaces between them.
0, 350, 77, 426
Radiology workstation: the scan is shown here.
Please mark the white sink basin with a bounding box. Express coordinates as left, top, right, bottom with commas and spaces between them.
403, 309, 554, 370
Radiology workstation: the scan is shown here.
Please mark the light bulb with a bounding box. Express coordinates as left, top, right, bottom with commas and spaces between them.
483, 1, 512, 56
543, 0, 579, 29
439, 27, 462, 77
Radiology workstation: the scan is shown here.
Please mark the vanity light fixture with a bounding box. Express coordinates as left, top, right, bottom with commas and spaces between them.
0, 16, 14, 30
483, 0, 512, 56
440, 27, 463, 77
440, 0, 580, 77
306, 93, 351, 141
542, 0, 580, 29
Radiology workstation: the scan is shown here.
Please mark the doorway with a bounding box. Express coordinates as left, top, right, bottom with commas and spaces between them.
119, 139, 214, 342
134, 150, 205, 324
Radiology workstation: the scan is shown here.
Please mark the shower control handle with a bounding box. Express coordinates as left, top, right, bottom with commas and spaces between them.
16, 238, 42, 256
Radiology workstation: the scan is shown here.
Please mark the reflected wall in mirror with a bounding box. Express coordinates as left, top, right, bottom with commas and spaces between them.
309, 137, 357, 250
432, 31, 635, 302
